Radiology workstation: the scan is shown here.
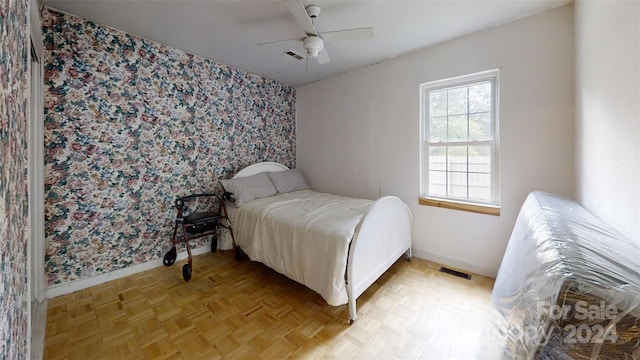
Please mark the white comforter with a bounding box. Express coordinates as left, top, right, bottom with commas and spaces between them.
228, 190, 372, 306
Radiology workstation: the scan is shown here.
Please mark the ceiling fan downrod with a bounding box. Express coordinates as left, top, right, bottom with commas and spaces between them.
305, 5, 321, 20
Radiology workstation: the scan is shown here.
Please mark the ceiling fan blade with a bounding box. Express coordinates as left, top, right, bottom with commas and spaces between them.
284, 0, 317, 36
258, 37, 304, 46
316, 48, 330, 64
319, 27, 374, 42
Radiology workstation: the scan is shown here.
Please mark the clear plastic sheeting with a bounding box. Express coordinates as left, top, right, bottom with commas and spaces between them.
482, 191, 640, 359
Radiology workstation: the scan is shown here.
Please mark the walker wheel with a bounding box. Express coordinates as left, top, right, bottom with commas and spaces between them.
163, 247, 177, 266
182, 263, 192, 281
211, 235, 217, 253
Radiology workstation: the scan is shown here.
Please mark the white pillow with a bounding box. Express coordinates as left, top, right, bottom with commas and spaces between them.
220, 172, 278, 207
267, 169, 310, 194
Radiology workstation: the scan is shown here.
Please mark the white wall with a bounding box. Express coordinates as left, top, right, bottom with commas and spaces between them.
297, 5, 575, 276
575, 1, 640, 243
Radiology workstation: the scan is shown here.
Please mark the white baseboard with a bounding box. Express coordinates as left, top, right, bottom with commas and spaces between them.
411, 248, 498, 278
45, 245, 212, 299
31, 300, 47, 360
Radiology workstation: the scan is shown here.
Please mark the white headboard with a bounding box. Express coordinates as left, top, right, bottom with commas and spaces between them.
232, 162, 289, 179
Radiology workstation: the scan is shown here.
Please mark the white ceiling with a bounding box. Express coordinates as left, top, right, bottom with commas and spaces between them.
42, 0, 571, 87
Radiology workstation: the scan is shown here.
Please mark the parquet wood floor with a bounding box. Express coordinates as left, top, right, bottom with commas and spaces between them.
44, 251, 495, 359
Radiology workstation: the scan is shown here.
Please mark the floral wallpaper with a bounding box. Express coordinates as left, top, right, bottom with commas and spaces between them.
0, 0, 30, 357
41, 8, 296, 286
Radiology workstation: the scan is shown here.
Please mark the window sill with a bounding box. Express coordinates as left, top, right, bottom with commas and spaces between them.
419, 197, 500, 216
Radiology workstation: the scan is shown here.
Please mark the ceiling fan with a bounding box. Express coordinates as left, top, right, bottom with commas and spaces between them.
259, 0, 374, 65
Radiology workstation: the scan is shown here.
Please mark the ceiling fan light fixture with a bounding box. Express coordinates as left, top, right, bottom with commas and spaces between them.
303, 36, 323, 58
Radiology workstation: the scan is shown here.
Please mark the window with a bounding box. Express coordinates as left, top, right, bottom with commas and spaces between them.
419, 70, 500, 215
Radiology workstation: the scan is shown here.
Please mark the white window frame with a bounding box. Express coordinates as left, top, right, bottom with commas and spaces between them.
419, 69, 500, 213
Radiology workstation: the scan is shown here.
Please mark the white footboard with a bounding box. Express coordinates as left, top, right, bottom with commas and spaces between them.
346, 196, 412, 323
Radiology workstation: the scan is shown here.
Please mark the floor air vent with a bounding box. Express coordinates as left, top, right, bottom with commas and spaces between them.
439, 267, 472, 280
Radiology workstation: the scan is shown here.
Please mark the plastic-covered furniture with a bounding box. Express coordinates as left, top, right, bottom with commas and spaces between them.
484, 191, 640, 359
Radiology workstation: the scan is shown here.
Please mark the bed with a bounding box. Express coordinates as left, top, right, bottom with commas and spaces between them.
220, 162, 412, 323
